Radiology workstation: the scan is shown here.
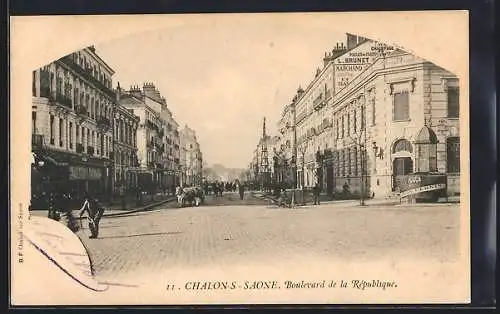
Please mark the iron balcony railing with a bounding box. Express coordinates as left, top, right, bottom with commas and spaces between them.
58, 56, 116, 99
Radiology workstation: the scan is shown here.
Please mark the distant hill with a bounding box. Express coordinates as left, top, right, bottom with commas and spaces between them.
203, 164, 245, 182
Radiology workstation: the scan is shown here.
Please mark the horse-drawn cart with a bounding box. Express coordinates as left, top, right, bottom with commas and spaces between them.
179, 187, 205, 207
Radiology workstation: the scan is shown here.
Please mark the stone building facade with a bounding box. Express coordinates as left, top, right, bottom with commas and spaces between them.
31, 46, 116, 199
248, 34, 461, 199
113, 89, 140, 192
180, 125, 203, 186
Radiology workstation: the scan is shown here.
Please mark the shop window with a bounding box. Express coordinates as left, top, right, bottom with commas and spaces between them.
415, 127, 438, 173
447, 87, 459, 118
447, 137, 460, 173
393, 91, 409, 121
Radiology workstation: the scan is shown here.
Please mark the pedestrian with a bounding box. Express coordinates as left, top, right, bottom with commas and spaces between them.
238, 183, 245, 200
176, 185, 184, 207
79, 192, 106, 239
60, 192, 79, 232
47, 191, 60, 221
313, 182, 321, 205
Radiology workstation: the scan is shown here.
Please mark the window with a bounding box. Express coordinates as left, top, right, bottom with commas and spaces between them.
372, 99, 376, 126
393, 91, 409, 121
32, 71, 36, 96
335, 118, 339, 139
361, 106, 365, 130
347, 113, 350, 136
354, 147, 358, 176
56, 76, 63, 95
447, 87, 459, 118
32, 112, 36, 134
341, 116, 345, 138
58, 118, 64, 147
393, 139, 413, 153
50, 115, 54, 144
69, 122, 73, 149
353, 109, 357, 133
74, 88, 79, 106
76, 126, 79, 144
447, 137, 460, 173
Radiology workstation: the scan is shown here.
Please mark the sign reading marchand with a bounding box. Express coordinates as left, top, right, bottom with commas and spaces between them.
334, 41, 395, 92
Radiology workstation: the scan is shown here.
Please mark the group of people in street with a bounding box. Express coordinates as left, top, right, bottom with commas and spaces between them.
30, 189, 107, 239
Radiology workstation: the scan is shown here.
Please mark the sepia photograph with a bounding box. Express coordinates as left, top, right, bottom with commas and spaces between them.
10, 12, 470, 305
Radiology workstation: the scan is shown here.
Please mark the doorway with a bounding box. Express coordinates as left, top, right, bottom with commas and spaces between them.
392, 157, 413, 191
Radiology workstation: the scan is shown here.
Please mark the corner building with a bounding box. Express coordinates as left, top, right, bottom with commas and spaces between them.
289, 35, 460, 198
31, 46, 116, 199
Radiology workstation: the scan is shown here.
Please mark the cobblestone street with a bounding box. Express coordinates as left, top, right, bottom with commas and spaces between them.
76, 193, 461, 283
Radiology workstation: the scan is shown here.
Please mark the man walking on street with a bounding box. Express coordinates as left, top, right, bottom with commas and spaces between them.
313, 182, 321, 205
79, 193, 106, 239
238, 183, 245, 200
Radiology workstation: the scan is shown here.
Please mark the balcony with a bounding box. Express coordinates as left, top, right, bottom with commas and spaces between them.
146, 120, 159, 132
75, 105, 88, 117
39, 86, 52, 99
97, 116, 111, 131
58, 56, 116, 99
55, 92, 72, 109
313, 94, 326, 111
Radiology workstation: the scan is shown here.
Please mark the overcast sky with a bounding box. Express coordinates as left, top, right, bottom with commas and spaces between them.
95, 15, 346, 168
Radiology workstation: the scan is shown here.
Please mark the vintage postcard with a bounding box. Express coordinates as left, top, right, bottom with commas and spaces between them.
10, 11, 470, 305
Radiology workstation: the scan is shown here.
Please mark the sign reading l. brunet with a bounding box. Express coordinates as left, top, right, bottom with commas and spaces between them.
334, 41, 395, 92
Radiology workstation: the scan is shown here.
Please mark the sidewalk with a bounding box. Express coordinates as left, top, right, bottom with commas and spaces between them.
30, 194, 177, 219
254, 190, 460, 208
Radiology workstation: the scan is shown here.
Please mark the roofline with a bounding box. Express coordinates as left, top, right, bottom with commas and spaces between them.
85, 47, 115, 75
294, 38, 375, 106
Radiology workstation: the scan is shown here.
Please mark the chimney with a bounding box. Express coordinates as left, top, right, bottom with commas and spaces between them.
346, 33, 358, 50
116, 81, 121, 103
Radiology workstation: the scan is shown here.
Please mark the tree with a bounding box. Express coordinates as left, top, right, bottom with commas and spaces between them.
347, 102, 368, 206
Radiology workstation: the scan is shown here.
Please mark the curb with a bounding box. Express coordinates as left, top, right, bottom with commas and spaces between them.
102, 198, 177, 217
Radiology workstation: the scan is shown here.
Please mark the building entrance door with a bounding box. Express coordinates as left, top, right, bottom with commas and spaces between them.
392, 157, 413, 191
326, 164, 334, 195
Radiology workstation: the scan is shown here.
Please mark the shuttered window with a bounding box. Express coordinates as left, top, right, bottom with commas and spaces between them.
393, 91, 409, 121
447, 87, 459, 118
447, 137, 460, 173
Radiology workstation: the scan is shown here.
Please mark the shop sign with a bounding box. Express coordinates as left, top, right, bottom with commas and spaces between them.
334, 41, 395, 92
399, 173, 447, 201
69, 166, 87, 180
400, 183, 446, 198
69, 166, 102, 180
88, 168, 102, 180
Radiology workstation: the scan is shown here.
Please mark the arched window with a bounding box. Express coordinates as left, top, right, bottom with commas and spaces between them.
415, 127, 438, 173
447, 137, 460, 173
392, 139, 413, 154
